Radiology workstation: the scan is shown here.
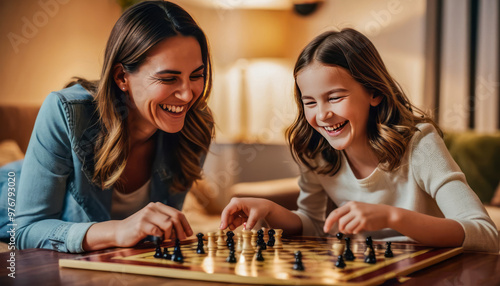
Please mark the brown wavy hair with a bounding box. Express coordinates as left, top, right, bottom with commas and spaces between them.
286, 28, 440, 175
67, 1, 214, 192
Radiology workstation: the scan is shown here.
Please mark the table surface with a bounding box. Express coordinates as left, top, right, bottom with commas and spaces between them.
1, 247, 500, 286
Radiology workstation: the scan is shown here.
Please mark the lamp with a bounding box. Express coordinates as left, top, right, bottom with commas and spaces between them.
293, 0, 324, 16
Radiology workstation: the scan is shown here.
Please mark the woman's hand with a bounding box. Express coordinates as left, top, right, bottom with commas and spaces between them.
83, 202, 192, 251
323, 201, 395, 234
114, 202, 193, 247
219, 198, 274, 231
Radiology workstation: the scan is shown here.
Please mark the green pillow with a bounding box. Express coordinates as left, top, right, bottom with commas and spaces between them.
443, 131, 500, 203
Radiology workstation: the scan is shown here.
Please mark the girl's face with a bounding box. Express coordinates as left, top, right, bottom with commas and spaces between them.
124, 35, 205, 134
296, 61, 381, 153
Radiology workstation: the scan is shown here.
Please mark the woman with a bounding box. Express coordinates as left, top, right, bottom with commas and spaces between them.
0, 1, 214, 253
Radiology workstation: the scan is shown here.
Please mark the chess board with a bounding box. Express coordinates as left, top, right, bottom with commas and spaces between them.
59, 235, 463, 285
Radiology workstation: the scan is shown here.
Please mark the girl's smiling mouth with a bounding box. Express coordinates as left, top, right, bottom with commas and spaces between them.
323, 120, 349, 135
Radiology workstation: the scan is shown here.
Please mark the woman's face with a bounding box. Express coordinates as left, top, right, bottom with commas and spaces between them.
124, 35, 205, 134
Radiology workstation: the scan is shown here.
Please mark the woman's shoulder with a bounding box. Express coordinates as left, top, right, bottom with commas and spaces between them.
51, 84, 95, 104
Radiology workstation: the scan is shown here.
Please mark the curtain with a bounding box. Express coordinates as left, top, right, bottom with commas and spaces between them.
425, 0, 499, 132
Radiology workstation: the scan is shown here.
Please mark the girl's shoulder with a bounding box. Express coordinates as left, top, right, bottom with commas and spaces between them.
411, 123, 442, 147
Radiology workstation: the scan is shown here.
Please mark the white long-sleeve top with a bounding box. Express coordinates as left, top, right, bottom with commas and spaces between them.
293, 123, 499, 252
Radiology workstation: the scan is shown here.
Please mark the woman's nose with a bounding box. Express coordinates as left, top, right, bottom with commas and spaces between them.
175, 82, 193, 102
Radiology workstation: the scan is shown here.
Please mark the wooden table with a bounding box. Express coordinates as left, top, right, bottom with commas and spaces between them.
1, 248, 500, 286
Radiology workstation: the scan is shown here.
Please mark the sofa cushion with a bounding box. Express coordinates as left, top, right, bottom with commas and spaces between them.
0, 104, 40, 153
0, 140, 24, 167
443, 131, 500, 203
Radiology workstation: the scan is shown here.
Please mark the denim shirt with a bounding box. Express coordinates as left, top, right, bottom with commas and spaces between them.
0, 84, 188, 253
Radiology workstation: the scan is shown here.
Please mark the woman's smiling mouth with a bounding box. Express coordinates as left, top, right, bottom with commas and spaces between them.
159, 104, 186, 114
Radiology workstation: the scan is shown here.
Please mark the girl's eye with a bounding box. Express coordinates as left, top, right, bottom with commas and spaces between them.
329, 96, 343, 102
190, 74, 204, 81
303, 101, 316, 106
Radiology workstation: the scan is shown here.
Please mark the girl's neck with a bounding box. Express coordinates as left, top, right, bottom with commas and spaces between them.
343, 141, 379, 179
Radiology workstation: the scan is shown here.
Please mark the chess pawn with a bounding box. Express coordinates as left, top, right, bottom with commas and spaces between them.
335, 255, 346, 269
207, 232, 217, 251
332, 242, 345, 256
267, 229, 276, 247
343, 237, 355, 261
292, 251, 305, 271
196, 232, 205, 254
226, 249, 237, 263
153, 246, 163, 258
241, 230, 254, 255
251, 230, 258, 247
236, 233, 242, 252
255, 246, 265, 262
384, 242, 394, 258
217, 229, 226, 248
273, 229, 283, 249
364, 247, 376, 264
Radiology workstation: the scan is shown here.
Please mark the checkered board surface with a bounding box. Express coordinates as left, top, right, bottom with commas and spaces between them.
59, 235, 462, 285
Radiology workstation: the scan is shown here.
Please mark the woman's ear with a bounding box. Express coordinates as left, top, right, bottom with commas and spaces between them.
113, 63, 128, 92
370, 92, 383, 107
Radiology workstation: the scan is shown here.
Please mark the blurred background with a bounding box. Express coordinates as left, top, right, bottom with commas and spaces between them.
0, 0, 499, 219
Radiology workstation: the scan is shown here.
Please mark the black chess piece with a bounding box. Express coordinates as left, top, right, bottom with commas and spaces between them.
256, 229, 266, 250
343, 237, 355, 261
226, 231, 234, 246
292, 251, 305, 271
336, 232, 344, 241
162, 247, 171, 260
171, 238, 184, 263
364, 247, 376, 264
384, 242, 394, 258
267, 229, 276, 247
335, 255, 346, 269
366, 236, 373, 247
154, 246, 163, 258
255, 246, 265, 261
226, 249, 237, 263
196, 232, 205, 254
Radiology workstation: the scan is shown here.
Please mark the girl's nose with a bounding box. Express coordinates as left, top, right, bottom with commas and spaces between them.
318, 105, 334, 121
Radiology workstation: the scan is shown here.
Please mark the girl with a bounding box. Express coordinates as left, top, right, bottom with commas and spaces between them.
220, 28, 498, 252
0, 1, 214, 253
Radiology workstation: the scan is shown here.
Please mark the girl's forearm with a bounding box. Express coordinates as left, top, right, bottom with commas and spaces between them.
389, 207, 465, 247
265, 202, 303, 236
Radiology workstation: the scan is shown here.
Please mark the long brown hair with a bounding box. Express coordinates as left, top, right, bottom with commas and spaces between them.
68, 1, 214, 192
286, 28, 440, 175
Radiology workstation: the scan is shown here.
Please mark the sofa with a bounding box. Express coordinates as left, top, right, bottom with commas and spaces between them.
1, 103, 499, 253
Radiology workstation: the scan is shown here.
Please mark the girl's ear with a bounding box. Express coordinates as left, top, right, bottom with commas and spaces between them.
113, 63, 128, 92
370, 92, 383, 107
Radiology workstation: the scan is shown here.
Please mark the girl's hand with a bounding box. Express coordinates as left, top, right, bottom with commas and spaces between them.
323, 201, 396, 234
219, 198, 273, 230
114, 202, 193, 247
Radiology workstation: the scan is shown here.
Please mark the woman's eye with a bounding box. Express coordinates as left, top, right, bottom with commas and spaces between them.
155, 77, 176, 83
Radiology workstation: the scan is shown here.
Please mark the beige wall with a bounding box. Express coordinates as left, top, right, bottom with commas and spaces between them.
172, 0, 427, 142
0, 0, 121, 105
0, 0, 426, 111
